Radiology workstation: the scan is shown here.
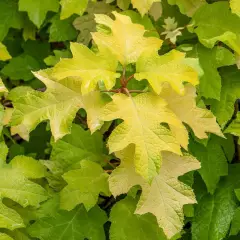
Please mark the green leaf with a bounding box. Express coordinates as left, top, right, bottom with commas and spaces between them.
101, 93, 186, 182
0, 43, 11, 61
192, 164, 240, 240
231, 0, 240, 16
110, 196, 167, 240
189, 136, 228, 194
60, 160, 110, 211
28, 205, 107, 240
210, 66, 240, 127
117, 0, 131, 10
0, 233, 13, 240
46, 124, 107, 175
10, 69, 107, 141
0, 0, 24, 41
189, 44, 235, 100
109, 146, 200, 238
10, 156, 46, 179
225, 112, 240, 137
19, 0, 59, 28
0, 199, 24, 230
44, 50, 71, 66
52, 42, 120, 95
135, 49, 199, 95
1, 54, 40, 81
189, 2, 240, 54
49, 15, 78, 42
60, 0, 88, 20
167, 0, 206, 16
230, 207, 240, 235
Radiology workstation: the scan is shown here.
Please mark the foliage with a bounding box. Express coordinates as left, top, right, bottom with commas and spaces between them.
1, 0, 240, 240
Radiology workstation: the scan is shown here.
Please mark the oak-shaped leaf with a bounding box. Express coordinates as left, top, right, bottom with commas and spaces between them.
9, 69, 107, 141
28, 205, 107, 240
93, 11, 162, 65
109, 146, 200, 238
110, 196, 167, 240
101, 92, 186, 182
53, 42, 120, 95
46, 124, 107, 175
60, 160, 110, 211
189, 2, 240, 55
135, 49, 199, 95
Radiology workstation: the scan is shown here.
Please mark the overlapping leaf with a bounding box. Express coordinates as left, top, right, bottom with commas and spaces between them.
109, 146, 200, 238
10, 69, 107, 141
101, 92, 186, 182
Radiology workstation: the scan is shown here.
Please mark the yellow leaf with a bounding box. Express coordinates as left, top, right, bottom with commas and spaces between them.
93, 12, 162, 65
135, 49, 199, 95
160, 83, 223, 139
0, 78, 8, 93
0, 43, 11, 61
52, 42, 120, 95
131, 0, 161, 16
101, 93, 186, 182
109, 145, 200, 238
230, 0, 240, 16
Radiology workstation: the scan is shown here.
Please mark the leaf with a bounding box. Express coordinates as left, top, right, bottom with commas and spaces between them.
109, 196, 167, 240
49, 15, 78, 42
0, 199, 24, 230
0, 79, 8, 93
47, 124, 107, 175
210, 66, 240, 127
117, 0, 131, 10
189, 44, 235, 100
189, 2, 240, 54
93, 12, 162, 65
53, 42, 120, 95
131, 0, 160, 16
189, 136, 228, 194
231, 0, 240, 16
28, 205, 107, 240
135, 49, 199, 95
60, 0, 88, 20
167, 0, 206, 16
0, 0, 24, 41
10, 156, 46, 179
225, 112, 240, 138
109, 146, 200, 238
160, 84, 223, 139
10, 69, 107, 141
192, 164, 240, 240
60, 160, 109, 211
19, 0, 59, 28
101, 93, 186, 182
1, 54, 40, 81
73, 1, 115, 45
0, 233, 13, 240
230, 207, 240, 235
44, 50, 71, 66
0, 43, 11, 61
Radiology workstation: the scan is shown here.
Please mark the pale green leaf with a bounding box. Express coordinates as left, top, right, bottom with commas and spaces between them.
10, 69, 107, 141
19, 0, 59, 28
28, 205, 107, 240
60, 160, 109, 211
60, 0, 88, 20
131, 0, 160, 16
46, 124, 107, 175
11, 156, 46, 179
168, 0, 206, 16
110, 196, 167, 240
109, 146, 200, 238
0, 233, 13, 240
0, 199, 24, 231
189, 2, 240, 54
0, 79, 8, 93
93, 12, 162, 65
135, 49, 199, 95
101, 93, 186, 182
0, 43, 11, 61
53, 42, 120, 95
231, 0, 240, 16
